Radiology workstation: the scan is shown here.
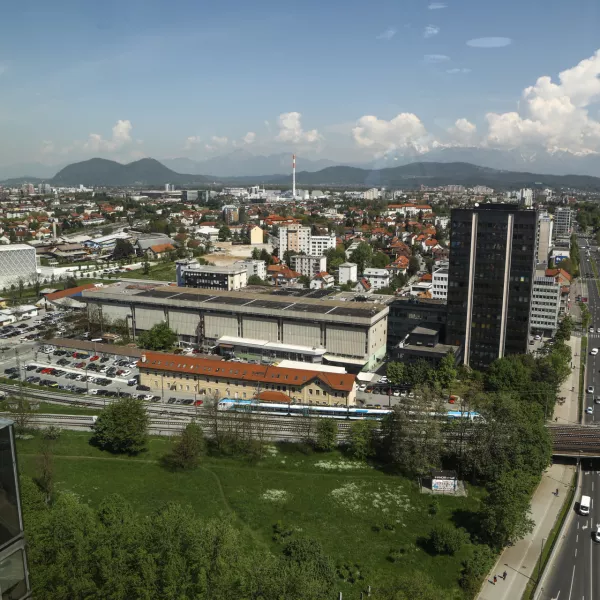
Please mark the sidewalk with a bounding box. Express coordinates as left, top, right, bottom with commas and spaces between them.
553, 335, 581, 425
477, 463, 576, 600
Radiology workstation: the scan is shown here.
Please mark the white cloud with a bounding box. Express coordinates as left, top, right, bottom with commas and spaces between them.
40, 140, 55, 155
485, 49, 600, 154
204, 135, 229, 152
276, 112, 322, 144
428, 2, 447, 8
467, 37, 512, 48
84, 119, 133, 152
184, 135, 201, 150
447, 67, 471, 74
424, 54, 450, 63
447, 118, 478, 145
424, 25, 440, 38
352, 113, 429, 151
376, 28, 397, 40
243, 131, 256, 144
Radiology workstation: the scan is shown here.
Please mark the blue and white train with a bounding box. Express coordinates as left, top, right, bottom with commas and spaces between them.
217, 398, 481, 422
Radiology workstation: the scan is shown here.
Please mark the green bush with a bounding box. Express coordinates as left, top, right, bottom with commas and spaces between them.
428, 523, 467, 556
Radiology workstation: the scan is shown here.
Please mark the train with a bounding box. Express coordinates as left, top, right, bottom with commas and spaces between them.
217, 398, 482, 422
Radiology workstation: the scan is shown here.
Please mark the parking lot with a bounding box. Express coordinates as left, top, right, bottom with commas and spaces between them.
1, 343, 202, 407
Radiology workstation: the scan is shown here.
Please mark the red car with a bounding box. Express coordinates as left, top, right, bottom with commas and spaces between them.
75, 362, 85, 368
89, 355, 99, 362
41, 368, 54, 375
194, 400, 203, 406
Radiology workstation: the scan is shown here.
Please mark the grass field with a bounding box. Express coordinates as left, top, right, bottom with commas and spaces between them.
16, 432, 485, 597
119, 263, 176, 281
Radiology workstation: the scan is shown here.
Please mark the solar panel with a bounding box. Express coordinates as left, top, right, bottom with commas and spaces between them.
139, 290, 179, 299
288, 303, 333, 314
329, 306, 375, 317
250, 300, 286, 309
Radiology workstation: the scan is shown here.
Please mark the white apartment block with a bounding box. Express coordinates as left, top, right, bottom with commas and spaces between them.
234, 259, 267, 281
432, 267, 448, 301
554, 207, 573, 239
520, 188, 533, 207
363, 188, 381, 200
291, 255, 327, 279
536, 212, 553, 265
338, 262, 358, 284
530, 276, 561, 333
278, 225, 335, 260
362, 268, 390, 290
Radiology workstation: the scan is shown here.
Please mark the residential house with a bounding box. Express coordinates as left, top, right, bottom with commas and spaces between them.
310, 272, 335, 289
147, 243, 175, 259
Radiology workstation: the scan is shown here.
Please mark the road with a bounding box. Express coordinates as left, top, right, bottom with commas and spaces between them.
541, 236, 600, 600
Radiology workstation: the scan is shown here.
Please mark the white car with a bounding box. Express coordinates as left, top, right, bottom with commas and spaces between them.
534, 334, 541, 341
591, 348, 598, 356
120, 369, 131, 377
143, 394, 154, 401
587, 406, 594, 415
591, 327, 596, 333
358, 384, 367, 392
594, 525, 600, 543
588, 386, 595, 394
393, 390, 401, 397
88, 389, 99, 395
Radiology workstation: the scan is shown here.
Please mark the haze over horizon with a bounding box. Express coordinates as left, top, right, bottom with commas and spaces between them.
3, 0, 600, 176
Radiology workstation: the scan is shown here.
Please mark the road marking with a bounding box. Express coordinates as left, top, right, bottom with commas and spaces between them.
591, 536, 594, 600
593, 482, 595, 492
575, 547, 578, 557
577, 534, 579, 542
568, 564, 576, 600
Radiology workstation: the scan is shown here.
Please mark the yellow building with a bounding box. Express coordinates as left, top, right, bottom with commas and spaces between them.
138, 351, 357, 406
249, 226, 264, 245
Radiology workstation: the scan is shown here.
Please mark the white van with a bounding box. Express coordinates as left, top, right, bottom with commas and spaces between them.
580, 495, 591, 515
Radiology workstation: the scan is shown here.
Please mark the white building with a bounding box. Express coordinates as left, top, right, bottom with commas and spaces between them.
291, 255, 327, 279
338, 262, 358, 285
0, 244, 38, 289
363, 268, 390, 290
432, 267, 448, 301
554, 207, 573, 239
278, 225, 335, 260
234, 259, 267, 281
363, 188, 381, 201
310, 272, 335, 289
520, 188, 533, 207
175, 261, 247, 291
536, 212, 553, 265
530, 276, 561, 333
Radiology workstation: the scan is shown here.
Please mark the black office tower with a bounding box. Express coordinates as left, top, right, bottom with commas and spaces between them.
446, 204, 537, 369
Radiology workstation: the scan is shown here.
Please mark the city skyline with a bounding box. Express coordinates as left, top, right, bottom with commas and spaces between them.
2, 0, 600, 168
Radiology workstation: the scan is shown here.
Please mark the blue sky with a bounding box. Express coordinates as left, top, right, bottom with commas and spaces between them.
2, 0, 600, 165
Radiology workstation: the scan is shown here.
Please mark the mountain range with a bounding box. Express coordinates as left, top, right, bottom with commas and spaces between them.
3, 155, 600, 190
4, 147, 600, 181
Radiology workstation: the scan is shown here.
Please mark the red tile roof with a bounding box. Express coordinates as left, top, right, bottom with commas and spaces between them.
138, 352, 356, 392
256, 390, 291, 403
149, 243, 175, 254
45, 283, 97, 301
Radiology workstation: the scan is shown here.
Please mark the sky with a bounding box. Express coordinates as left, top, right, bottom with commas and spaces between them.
2, 0, 600, 167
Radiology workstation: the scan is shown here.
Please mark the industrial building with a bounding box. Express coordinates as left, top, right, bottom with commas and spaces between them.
0, 244, 38, 288
175, 261, 247, 291
137, 351, 357, 405
446, 204, 538, 369
82, 282, 389, 370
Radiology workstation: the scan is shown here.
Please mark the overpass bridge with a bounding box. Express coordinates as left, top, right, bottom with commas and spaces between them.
548, 424, 600, 457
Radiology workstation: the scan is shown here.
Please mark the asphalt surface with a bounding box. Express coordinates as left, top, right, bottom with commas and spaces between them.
542, 236, 600, 600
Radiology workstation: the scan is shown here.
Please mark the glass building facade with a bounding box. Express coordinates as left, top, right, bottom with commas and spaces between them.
446, 205, 537, 369
0, 419, 30, 600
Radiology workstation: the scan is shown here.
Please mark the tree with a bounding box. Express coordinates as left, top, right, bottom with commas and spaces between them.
314, 419, 337, 452
555, 315, 574, 342
386, 361, 406, 385
283, 249, 298, 267
248, 274, 268, 286
350, 242, 373, 274
251, 247, 260, 260
459, 545, 496, 596
371, 251, 389, 269
297, 275, 310, 288
142, 257, 150, 275
113, 238, 135, 260
347, 420, 376, 460
137, 321, 178, 351
408, 256, 420, 276
91, 397, 149, 455
218, 225, 231, 241
35, 435, 56, 504
379, 386, 444, 476
165, 420, 205, 470
65, 277, 78, 289
479, 470, 536, 549
427, 524, 466, 555
101, 226, 112, 236
436, 352, 457, 390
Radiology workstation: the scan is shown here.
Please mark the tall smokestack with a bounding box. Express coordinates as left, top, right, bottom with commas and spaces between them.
52, 222, 57, 240
292, 154, 296, 198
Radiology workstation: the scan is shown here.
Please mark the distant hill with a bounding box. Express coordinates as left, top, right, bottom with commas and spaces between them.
51, 158, 207, 187
260, 161, 600, 189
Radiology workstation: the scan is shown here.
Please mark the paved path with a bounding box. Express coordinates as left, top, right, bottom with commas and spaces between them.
553, 335, 582, 426
477, 463, 576, 600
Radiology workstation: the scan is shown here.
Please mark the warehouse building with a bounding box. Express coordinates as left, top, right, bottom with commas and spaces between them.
82, 282, 389, 370
0, 244, 38, 288
137, 351, 357, 405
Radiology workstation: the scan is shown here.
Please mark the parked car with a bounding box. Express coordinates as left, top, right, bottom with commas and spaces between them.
136, 384, 150, 391
89, 355, 99, 362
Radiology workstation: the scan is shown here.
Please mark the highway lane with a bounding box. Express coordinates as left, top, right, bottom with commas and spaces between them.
541, 236, 600, 600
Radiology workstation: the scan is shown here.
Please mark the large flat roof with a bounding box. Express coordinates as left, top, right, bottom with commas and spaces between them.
82, 282, 389, 323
